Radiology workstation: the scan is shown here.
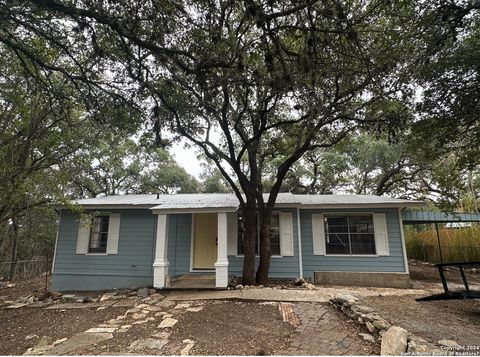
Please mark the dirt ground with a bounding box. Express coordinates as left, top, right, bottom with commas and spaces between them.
0, 306, 128, 355
360, 259, 480, 347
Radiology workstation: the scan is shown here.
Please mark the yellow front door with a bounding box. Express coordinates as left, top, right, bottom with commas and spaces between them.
193, 213, 218, 269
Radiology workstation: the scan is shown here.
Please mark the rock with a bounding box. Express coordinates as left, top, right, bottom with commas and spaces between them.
407, 337, 432, 354
25, 334, 38, 340
372, 319, 391, 331
137, 288, 149, 298
33, 336, 53, 349
132, 313, 147, 320
301, 282, 316, 290
62, 294, 78, 303
6, 303, 27, 309
180, 339, 196, 356
359, 333, 376, 343
116, 315, 125, 320
85, 327, 117, 333
381, 326, 408, 355
142, 297, 151, 302
6, 282, 15, 288
186, 306, 204, 312
135, 303, 150, 309
156, 300, 175, 308
256, 285, 264, 289
228, 276, 239, 288
155, 311, 168, 317
97, 306, 107, 311
235, 284, 244, 290
152, 331, 171, 340
281, 285, 288, 289
174, 303, 191, 309
438, 340, 460, 348
162, 313, 173, 319
46, 291, 63, 300
362, 312, 383, 322
53, 338, 68, 346
26, 296, 35, 304
128, 338, 168, 351
294, 277, 306, 286
352, 305, 374, 314
121, 324, 132, 329
157, 317, 178, 328
334, 294, 359, 304
365, 321, 377, 334
146, 306, 163, 312
100, 292, 118, 302
82, 296, 94, 303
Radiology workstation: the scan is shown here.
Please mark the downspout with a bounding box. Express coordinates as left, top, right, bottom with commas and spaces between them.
296, 207, 303, 278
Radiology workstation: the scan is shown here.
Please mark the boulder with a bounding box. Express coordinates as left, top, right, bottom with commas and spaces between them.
301, 283, 316, 290
99, 293, 117, 302
235, 284, 244, 290
352, 305, 374, 314
381, 326, 408, 356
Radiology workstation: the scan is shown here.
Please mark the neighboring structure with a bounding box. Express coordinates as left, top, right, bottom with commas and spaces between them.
51, 193, 423, 291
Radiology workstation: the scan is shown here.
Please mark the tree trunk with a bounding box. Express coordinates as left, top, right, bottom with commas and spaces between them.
256, 206, 273, 285
9, 219, 19, 282
241, 199, 257, 285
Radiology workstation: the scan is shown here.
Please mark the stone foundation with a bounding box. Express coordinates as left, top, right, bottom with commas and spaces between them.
314, 271, 410, 288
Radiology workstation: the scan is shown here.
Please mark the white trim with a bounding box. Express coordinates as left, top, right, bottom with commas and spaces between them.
314, 270, 409, 274
296, 208, 303, 278
85, 253, 108, 256
51, 209, 62, 273
398, 208, 410, 274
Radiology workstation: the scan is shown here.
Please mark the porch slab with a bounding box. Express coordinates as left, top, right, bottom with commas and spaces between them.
168, 274, 215, 289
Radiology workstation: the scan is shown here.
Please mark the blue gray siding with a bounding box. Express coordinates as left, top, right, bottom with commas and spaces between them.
227, 208, 301, 278
167, 214, 192, 276
301, 208, 406, 279
51, 209, 156, 291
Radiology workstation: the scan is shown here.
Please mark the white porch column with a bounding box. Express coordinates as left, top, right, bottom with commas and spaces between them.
153, 214, 169, 289
215, 212, 229, 288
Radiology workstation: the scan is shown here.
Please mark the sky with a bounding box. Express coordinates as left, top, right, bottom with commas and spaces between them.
171, 141, 203, 179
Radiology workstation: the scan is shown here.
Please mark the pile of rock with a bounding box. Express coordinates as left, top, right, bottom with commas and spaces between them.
330, 294, 449, 355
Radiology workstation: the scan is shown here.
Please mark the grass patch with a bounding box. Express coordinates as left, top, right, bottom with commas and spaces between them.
405, 225, 480, 263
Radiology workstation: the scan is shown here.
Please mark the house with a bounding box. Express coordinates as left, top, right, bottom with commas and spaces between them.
51, 193, 423, 291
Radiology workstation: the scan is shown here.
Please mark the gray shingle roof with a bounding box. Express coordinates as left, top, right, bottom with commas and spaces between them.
75, 193, 423, 210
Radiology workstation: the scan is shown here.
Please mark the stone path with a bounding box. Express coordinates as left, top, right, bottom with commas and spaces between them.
278, 302, 377, 355
164, 285, 428, 303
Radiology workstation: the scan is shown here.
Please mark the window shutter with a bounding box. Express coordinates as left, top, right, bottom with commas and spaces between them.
227, 212, 238, 256
373, 213, 389, 256
279, 212, 294, 256
106, 213, 121, 255
312, 213, 326, 255
76, 217, 91, 254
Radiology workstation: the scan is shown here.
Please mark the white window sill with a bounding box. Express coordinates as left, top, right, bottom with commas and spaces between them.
85, 253, 108, 256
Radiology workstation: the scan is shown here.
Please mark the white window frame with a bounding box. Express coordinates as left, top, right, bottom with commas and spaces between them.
324, 213, 378, 257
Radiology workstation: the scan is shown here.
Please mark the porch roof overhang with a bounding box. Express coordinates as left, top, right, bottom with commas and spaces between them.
402, 209, 480, 223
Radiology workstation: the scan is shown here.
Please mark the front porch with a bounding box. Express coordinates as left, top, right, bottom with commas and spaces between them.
152, 210, 233, 289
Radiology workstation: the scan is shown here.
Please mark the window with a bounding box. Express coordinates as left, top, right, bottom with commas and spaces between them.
237, 212, 281, 256
89, 215, 110, 253
325, 215, 376, 255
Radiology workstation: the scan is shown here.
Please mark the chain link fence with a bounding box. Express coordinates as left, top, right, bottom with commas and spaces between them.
0, 257, 51, 281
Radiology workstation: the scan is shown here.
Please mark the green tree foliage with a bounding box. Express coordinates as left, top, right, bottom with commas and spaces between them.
0, 0, 424, 284
67, 134, 199, 197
